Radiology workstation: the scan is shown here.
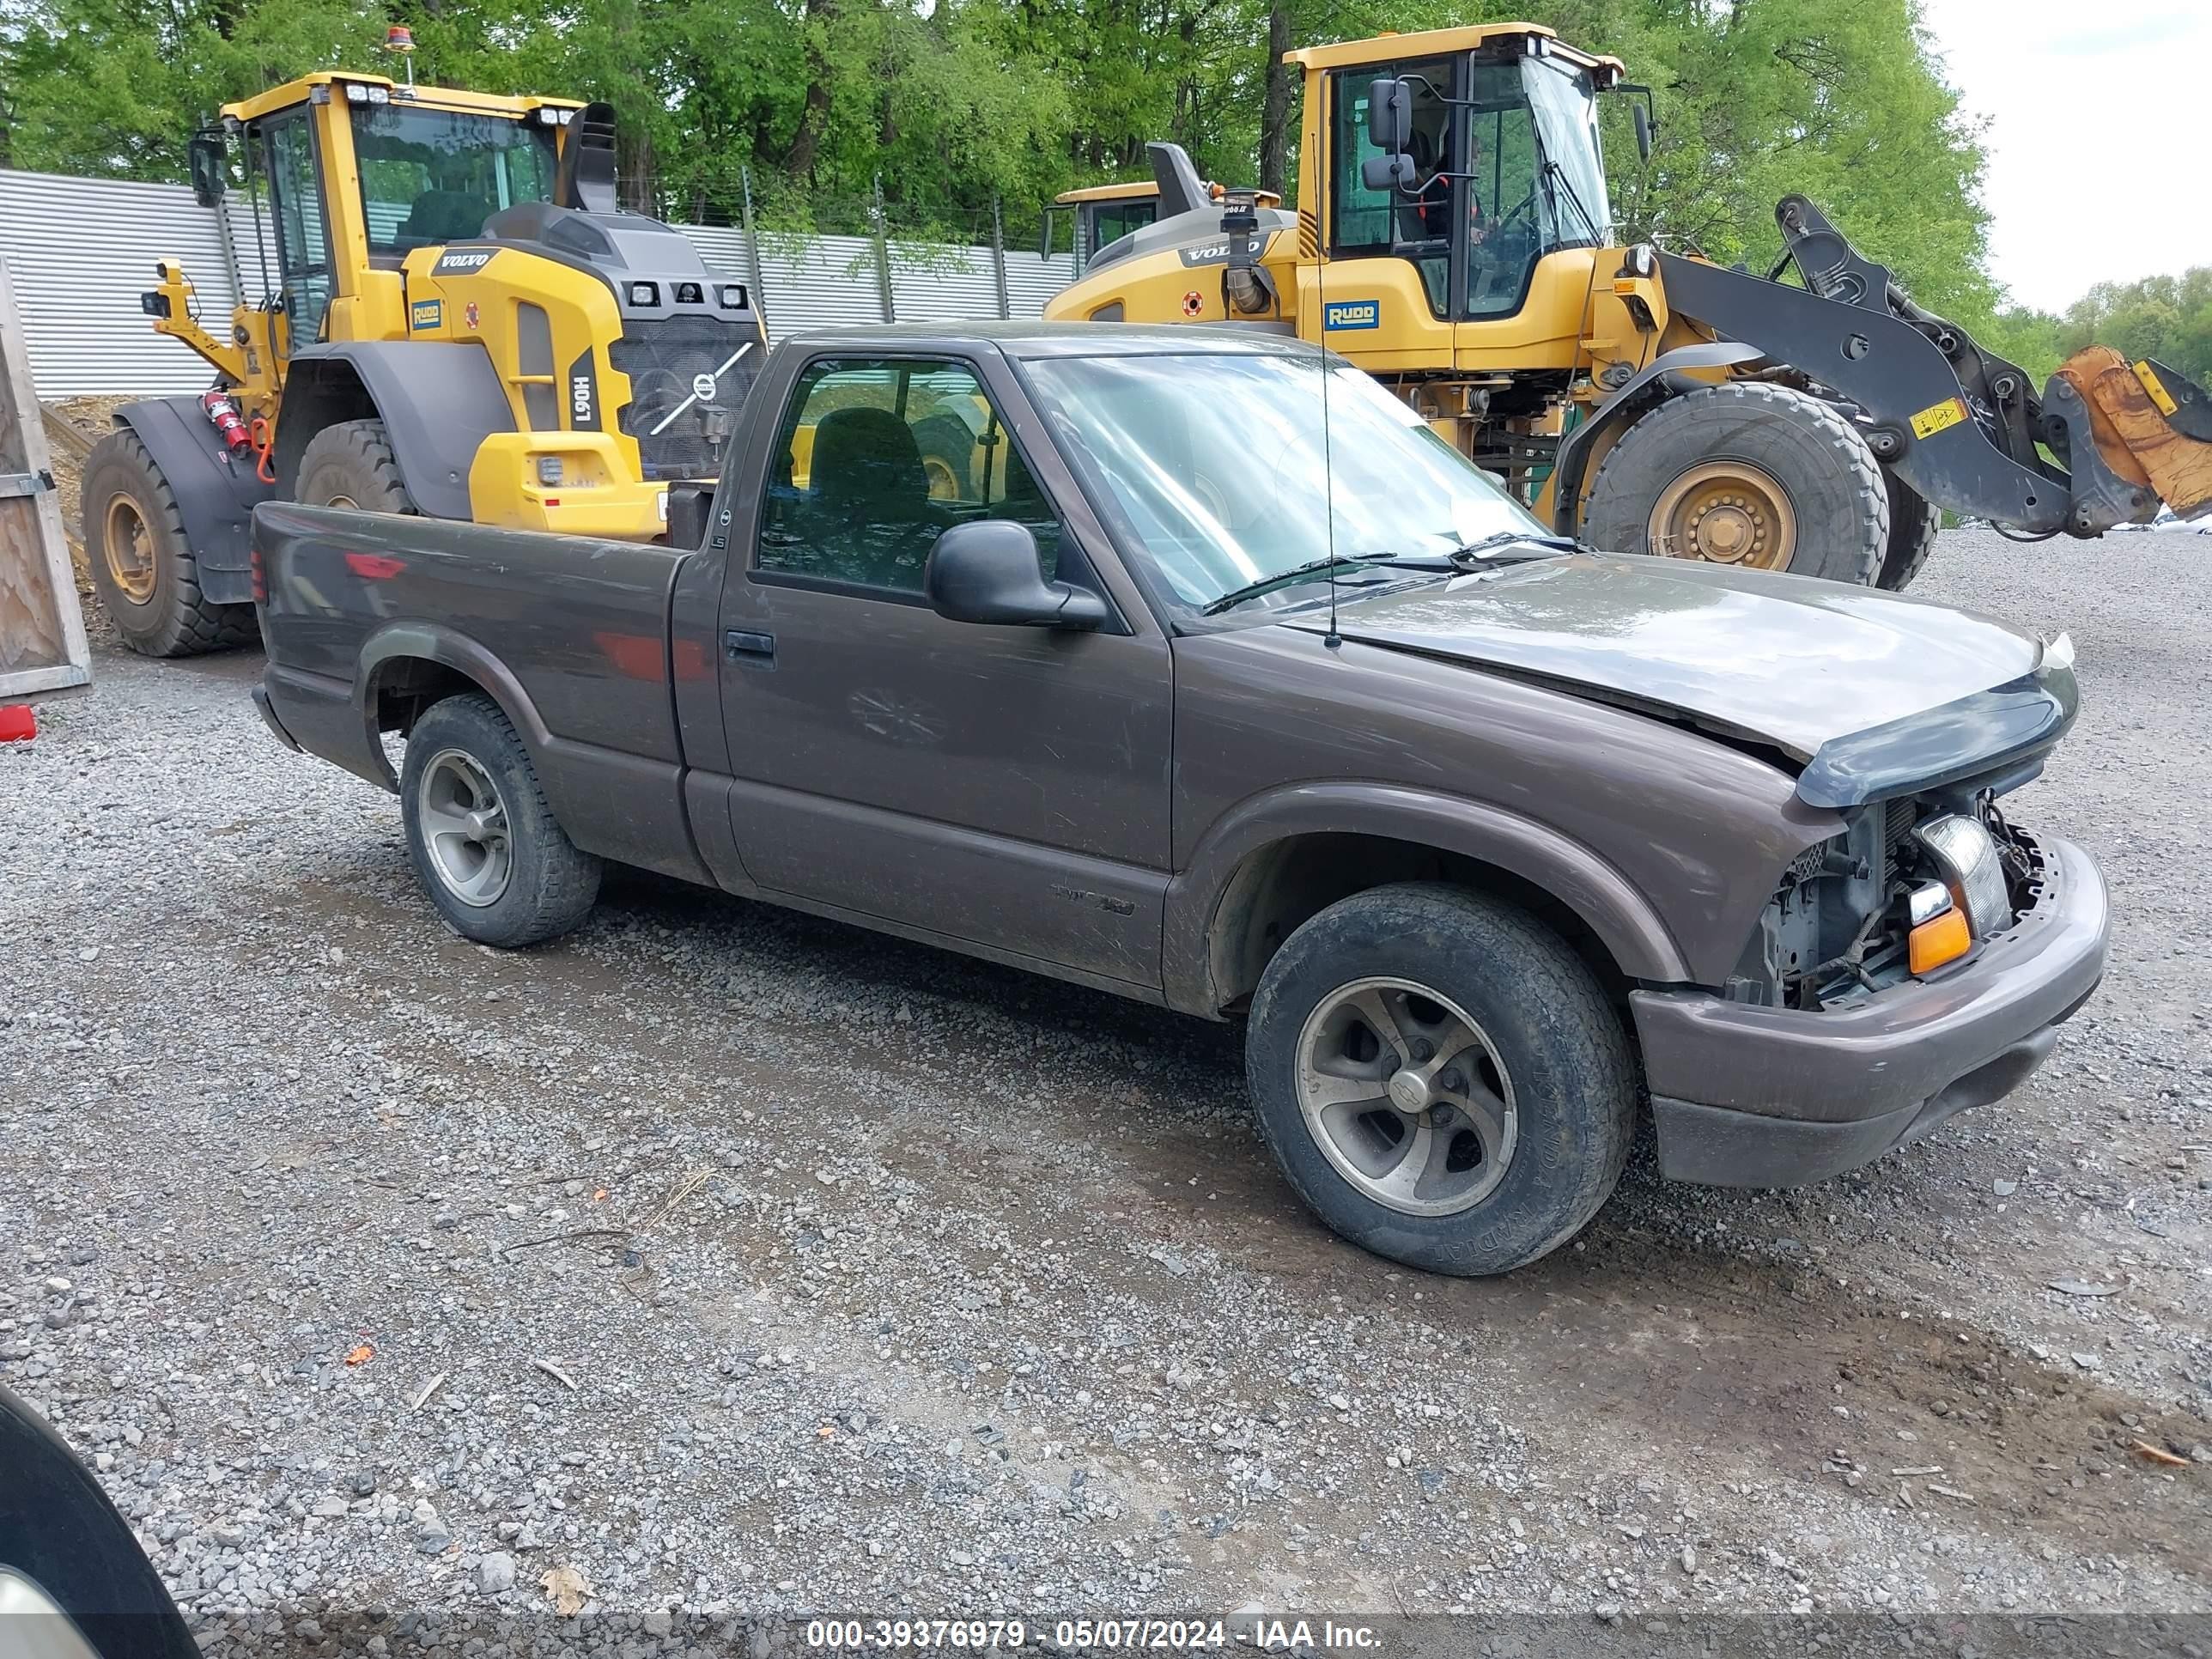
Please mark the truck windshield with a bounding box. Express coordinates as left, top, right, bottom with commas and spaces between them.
351, 104, 559, 257
1024, 349, 1555, 613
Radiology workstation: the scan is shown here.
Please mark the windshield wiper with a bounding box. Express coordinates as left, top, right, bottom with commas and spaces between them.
1200, 552, 1457, 617
1448, 528, 1583, 560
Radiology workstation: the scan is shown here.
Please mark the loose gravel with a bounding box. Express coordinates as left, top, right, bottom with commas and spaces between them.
3, 527, 2208, 1638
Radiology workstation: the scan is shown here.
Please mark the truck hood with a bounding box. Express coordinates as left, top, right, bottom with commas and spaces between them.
1288, 552, 2056, 771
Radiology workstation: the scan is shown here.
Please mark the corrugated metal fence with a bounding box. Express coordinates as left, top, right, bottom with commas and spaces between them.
0, 167, 1077, 399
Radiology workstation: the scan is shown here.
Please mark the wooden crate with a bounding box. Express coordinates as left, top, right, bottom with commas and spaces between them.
0, 255, 91, 698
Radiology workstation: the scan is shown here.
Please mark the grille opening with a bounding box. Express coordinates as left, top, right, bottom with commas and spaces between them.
611, 314, 758, 481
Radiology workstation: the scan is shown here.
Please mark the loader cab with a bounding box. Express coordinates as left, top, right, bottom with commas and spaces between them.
218, 76, 580, 353
1328, 33, 1615, 326
1048, 183, 1164, 276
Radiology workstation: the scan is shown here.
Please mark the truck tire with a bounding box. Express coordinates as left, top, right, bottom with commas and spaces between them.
1875, 470, 1939, 590
1245, 882, 1635, 1276
1582, 382, 1887, 585
295, 419, 416, 514
400, 694, 600, 948
82, 428, 258, 658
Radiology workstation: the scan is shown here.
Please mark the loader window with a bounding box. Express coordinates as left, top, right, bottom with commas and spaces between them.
262, 110, 334, 345
351, 105, 559, 258
1330, 56, 1456, 316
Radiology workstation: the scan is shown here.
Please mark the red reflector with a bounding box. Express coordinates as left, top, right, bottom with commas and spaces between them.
343, 552, 406, 580
249, 544, 267, 603
543, 497, 561, 507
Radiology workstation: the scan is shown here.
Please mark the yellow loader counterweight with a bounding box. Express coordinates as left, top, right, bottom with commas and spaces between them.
85, 72, 769, 656
1042, 22, 2212, 586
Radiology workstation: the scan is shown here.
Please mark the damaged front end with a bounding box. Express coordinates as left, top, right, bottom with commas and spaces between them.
1725, 638, 2081, 1013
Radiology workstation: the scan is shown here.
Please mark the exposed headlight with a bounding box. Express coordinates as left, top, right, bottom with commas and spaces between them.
537, 456, 563, 487
627, 282, 659, 307
1915, 814, 2010, 937
716, 283, 748, 309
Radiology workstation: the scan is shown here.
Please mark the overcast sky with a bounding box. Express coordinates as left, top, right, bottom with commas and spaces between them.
1917, 0, 2212, 313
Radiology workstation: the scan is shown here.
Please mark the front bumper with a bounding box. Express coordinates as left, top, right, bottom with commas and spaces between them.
1632, 835, 2107, 1188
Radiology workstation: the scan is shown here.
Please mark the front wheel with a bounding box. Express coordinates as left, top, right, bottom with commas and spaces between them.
1245, 883, 1636, 1276
1581, 382, 1888, 585
82, 428, 258, 657
400, 694, 600, 947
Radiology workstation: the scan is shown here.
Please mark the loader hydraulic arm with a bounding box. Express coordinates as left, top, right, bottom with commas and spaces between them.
141, 258, 248, 386
1591, 196, 2212, 539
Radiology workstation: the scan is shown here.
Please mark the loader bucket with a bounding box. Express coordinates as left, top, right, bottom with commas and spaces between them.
2053, 347, 2212, 521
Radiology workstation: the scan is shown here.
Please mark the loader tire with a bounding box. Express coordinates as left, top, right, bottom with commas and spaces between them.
1583, 382, 1887, 586
1875, 470, 1939, 591
295, 419, 416, 514
82, 428, 258, 658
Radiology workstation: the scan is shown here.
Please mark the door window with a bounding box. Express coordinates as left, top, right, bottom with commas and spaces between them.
1329, 57, 1455, 313
262, 112, 334, 343
757, 359, 1061, 596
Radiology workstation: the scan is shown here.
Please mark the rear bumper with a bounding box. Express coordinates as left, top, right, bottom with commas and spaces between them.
258, 664, 393, 791
1632, 835, 2107, 1188
250, 684, 301, 753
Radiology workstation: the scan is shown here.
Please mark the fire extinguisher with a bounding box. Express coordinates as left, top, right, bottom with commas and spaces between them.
200, 389, 251, 457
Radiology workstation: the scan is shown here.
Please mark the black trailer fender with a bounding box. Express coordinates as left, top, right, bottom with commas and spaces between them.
112, 395, 273, 605
1548, 339, 1762, 536
274, 342, 516, 521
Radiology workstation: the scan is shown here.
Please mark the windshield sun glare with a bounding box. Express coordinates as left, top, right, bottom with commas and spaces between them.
1027, 350, 1553, 611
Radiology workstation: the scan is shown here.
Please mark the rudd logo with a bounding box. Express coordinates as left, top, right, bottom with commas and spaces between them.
1322, 299, 1380, 331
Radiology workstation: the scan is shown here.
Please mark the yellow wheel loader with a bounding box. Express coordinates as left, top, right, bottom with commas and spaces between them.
1042, 22, 2212, 587
82, 71, 769, 656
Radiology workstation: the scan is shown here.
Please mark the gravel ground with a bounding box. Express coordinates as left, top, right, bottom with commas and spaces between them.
3, 526, 2209, 1641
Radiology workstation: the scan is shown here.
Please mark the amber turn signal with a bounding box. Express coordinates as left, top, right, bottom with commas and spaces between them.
1909, 908, 1971, 975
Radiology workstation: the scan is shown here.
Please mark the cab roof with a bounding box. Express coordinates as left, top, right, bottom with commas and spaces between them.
775, 321, 1322, 362
222, 73, 585, 125
1053, 180, 1284, 208
1285, 22, 1624, 82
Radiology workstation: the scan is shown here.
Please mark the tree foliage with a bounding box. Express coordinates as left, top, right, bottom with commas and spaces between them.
0, 0, 2166, 349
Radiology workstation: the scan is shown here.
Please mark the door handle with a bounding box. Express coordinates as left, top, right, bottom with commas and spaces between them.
724, 629, 776, 669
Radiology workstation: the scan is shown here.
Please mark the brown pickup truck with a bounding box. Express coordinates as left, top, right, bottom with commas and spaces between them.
252, 324, 2108, 1275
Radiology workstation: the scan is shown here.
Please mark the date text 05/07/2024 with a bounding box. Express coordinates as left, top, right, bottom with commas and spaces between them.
803, 1618, 1386, 1650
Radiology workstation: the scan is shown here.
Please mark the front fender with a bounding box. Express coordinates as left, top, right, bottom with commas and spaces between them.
1162, 781, 1692, 1017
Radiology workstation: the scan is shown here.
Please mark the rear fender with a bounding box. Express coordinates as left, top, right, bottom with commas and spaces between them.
112, 396, 272, 603
357, 622, 556, 789
276, 343, 516, 520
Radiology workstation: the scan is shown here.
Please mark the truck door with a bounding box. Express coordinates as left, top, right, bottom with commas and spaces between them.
259, 107, 337, 348
711, 351, 1174, 991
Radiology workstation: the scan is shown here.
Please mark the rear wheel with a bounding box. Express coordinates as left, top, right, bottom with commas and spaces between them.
295, 419, 415, 513
1582, 382, 1887, 585
82, 428, 258, 658
400, 694, 600, 948
1875, 470, 1939, 590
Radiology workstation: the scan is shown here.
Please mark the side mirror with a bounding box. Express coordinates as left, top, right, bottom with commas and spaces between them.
925, 520, 1107, 629
1366, 77, 1412, 155
1632, 101, 1653, 164
1362, 152, 1419, 193
187, 130, 228, 206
